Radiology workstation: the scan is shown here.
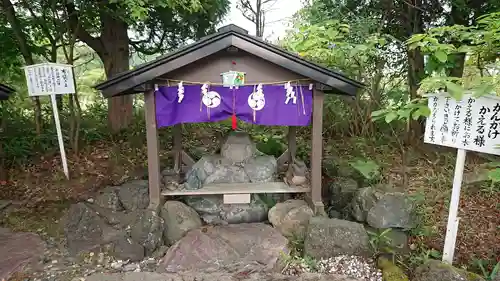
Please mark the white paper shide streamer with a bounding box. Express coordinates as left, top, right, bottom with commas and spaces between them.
177, 81, 184, 103
285, 81, 297, 104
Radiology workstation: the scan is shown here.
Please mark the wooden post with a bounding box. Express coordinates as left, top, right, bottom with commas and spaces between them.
288, 126, 297, 163
277, 126, 297, 171
309, 86, 326, 216
172, 124, 182, 177
144, 89, 162, 210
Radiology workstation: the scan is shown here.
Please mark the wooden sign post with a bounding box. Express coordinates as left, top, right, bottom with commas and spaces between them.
424, 92, 500, 264
23, 63, 76, 179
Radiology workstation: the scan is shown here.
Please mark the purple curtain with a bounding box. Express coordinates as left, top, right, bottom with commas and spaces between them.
155, 84, 313, 127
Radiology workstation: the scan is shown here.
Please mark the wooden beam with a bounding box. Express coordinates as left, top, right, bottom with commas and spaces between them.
162, 182, 310, 196
144, 89, 162, 210
310, 87, 325, 214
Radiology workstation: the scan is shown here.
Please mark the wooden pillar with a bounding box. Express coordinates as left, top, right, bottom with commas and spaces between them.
308, 86, 326, 216
277, 126, 297, 171
172, 124, 182, 176
288, 126, 297, 162
144, 89, 162, 211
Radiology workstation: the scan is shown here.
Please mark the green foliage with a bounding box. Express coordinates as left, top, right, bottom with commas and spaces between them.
407, 12, 500, 97
367, 228, 394, 255
371, 98, 431, 123
471, 259, 500, 281
348, 159, 380, 181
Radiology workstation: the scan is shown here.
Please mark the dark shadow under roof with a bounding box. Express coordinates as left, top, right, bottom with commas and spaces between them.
0, 83, 15, 100
95, 24, 365, 97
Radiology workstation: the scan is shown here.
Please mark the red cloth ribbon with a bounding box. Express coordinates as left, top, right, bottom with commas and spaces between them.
231, 113, 237, 130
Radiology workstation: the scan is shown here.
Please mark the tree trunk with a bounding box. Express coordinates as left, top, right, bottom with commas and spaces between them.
406, 0, 425, 144
99, 13, 133, 133
1, 0, 42, 134
65, 2, 132, 133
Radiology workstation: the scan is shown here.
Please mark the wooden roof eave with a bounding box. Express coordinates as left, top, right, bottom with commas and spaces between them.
95, 29, 365, 98
0, 84, 15, 101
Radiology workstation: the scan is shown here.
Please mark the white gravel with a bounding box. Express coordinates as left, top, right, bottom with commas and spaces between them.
283, 254, 382, 281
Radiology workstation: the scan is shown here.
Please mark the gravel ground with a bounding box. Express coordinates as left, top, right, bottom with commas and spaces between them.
282, 255, 382, 281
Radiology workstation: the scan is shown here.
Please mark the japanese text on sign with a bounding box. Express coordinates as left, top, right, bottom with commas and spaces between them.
24, 63, 75, 96
424, 93, 500, 155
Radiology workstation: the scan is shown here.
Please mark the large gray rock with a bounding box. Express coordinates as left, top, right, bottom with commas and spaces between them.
185, 195, 269, 224
184, 156, 220, 190
304, 217, 370, 259
220, 131, 256, 163
118, 180, 150, 211
350, 186, 380, 222
244, 155, 277, 182
413, 260, 485, 281
95, 186, 123, 211
0, 228, 45, 281
184, 156, 252, 190
111, 235, 145, 261
350, 184, 415, 229
64, 203, 122, 255
158, 223, 288, 273
366, 193, 414, 229
204, 164, 250, 185
327, 177, 359, 212
130, 210, 165, 256
268, 199, 314, 238
74, 272, 363, 281
160, 201, 202, 245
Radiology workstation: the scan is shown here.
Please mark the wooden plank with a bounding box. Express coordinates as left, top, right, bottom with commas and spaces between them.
310, 87, 324, 207
223, 194, 251, 204
162, 182, 310, 196
144, 89, 162, 210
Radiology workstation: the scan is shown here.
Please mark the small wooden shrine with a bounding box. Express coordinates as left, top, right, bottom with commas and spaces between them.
95, 24, 364, 214
0, 84, 15, 100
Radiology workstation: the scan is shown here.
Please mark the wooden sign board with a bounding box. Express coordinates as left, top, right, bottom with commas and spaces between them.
24, 63, 75, 96
423, 91, 500, 264
424, 93, 500, 155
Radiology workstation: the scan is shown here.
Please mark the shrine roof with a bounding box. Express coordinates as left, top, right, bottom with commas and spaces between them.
0, 83, 15, 100
95, 24, 365, 97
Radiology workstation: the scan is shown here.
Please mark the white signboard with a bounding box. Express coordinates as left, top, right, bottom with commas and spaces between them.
424, 93, 500, 156
24, 63, 75, 96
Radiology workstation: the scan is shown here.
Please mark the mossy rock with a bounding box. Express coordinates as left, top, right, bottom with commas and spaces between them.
413, 260, 485, 281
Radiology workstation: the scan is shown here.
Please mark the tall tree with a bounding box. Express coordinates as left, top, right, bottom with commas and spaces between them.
237, 0, 278, 38
64, 0, 229, 132
1, 0, 44, 134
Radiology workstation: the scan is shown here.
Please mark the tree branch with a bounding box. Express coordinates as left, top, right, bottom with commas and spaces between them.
65, 1, 104, 55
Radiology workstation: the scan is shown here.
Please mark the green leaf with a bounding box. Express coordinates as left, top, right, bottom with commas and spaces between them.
371, 109, 387, 117
474, 83, 495, 97
445, 81, 464, 100
487, 168, 500, 183
434, 50, 448, 63
385, 112, 398, 123
412, 106, 431, 120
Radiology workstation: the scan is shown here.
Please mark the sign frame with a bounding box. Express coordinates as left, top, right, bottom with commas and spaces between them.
23, 62, 76, 179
